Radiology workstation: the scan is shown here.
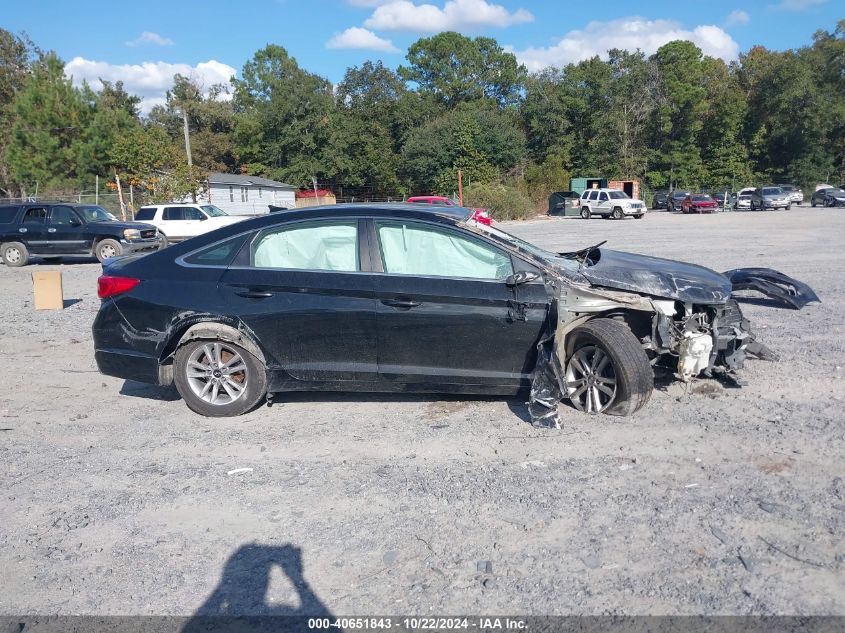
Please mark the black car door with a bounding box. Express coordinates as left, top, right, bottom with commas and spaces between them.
47, 205, 90, 254
369, 218, 548, 387
17, 206, 50, 254
218, 218, 379, 386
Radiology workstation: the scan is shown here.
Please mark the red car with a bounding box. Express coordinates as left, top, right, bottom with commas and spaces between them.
681, 194, 718, 214
406, 196, 491, 225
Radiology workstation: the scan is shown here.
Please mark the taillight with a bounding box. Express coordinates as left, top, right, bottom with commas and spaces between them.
97, 275, 140, 299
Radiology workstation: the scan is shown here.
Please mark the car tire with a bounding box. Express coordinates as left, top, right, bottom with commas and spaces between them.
174, 339, 268, 417
159, 233, 169, 249
95, 239, 123, 262
611, 207, 623, 220
1, 242, 29, 267
786, 204, 791, 210
580, 207, 591, 219
811, 198, 816, 207
564, 318, 653, 416
634, 214, 644, 219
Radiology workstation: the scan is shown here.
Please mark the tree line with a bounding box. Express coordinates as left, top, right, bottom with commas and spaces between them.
0, 24, 843, 218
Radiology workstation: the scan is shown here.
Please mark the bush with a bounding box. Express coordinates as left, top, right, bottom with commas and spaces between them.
463, 182, 533, 221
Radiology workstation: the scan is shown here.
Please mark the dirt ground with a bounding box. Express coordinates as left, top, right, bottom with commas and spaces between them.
0, 207, 843, 617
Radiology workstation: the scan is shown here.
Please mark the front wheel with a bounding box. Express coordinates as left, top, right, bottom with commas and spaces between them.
174, 339, 267, 417
786, 204, 791, 210
158, 233, 169, 249
95, 239, 123, 262
1, 242, 29, 267
811, 198, 816, 207
564, 318, 653, 416
611, 207, 623, 220
634, 214, 644, 219
580, 207, 591, 219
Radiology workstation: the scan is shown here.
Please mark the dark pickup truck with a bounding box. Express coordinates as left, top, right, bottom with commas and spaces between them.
0, 202, 161, 267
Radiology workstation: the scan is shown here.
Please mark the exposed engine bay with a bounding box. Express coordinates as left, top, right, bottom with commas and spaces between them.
521, 242, 820, 427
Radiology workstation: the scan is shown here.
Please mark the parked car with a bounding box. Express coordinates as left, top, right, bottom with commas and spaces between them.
406, 196, 458, 206
667, 191, 691, 213
650, 191, 669, 210
681, 194, 718, 214
776, 184, 803, 205
0, 202, 160, 267
732, 188, 755, 210
134, 204, 245, 247
578, 188, 646, 219
750, 187, 790, 211
92, 203, 816, 418
709, 191, 730, 207
810, 187, 845, 207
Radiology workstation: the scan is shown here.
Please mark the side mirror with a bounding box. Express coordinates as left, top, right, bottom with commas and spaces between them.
506, 270, 541, 287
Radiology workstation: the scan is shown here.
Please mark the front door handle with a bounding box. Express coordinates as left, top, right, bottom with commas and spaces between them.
381, 298, 421, 309
48, 228, 57, 233
234, 289, 273, 299
18, 227, 27, 233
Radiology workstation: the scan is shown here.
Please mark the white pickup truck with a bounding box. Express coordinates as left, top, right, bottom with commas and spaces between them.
133, 204, 246, 246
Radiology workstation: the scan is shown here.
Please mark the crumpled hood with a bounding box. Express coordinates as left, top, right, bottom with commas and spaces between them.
576, 249, 733, 304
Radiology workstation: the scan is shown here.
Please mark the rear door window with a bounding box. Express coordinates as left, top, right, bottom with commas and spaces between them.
163, 207, 185, 221
22, 207, 48, 223
251, 221, 358, 272
589, 191, 599, 201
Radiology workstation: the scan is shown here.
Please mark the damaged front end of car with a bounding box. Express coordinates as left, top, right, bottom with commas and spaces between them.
526, 247, 819, 427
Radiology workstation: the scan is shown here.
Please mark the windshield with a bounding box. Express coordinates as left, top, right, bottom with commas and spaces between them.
77, 205, 117, 222
201, 205, 228, 217
763, 187, 782, 195
608, 191, 630, 199
470, 223, 579, 271
779, 185, 794, 192
692, 195, 711, 201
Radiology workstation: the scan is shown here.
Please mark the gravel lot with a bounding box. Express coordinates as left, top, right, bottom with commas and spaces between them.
0, 207, 843, 617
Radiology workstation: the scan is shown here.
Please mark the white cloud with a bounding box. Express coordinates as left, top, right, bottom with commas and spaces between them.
511, 17, 740, 72
64, 57, 236, 114
364, 0, 533, 32
726, 9, 750, 26
125, 31, 174, 47
326, 27, 400, 52
769, 0, 826, 10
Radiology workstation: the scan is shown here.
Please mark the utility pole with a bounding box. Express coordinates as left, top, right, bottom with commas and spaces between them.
182, 106, 195, 202
457, 169, 463, 207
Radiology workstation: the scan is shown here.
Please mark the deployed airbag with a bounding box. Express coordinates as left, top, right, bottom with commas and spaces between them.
723, 268, 820, 310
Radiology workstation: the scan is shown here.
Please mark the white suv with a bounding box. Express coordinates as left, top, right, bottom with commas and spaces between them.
134, 204, 246, 246
579, 189, 646, 219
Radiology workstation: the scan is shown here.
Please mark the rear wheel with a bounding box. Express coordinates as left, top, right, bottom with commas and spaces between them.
1, 242, 29, 267
158, 233, 169, 249
811, 198, 817, 207
611, 207, 623, 220
95, 239, 122, 262
564, 318, 653, 416
580, 207, 591, 219
174, 339, 267, 417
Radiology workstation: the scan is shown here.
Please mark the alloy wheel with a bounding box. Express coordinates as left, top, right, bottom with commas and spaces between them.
565, 345, 617, 414
185, 342, 249, 406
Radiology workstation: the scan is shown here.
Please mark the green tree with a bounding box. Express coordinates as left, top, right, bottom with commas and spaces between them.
6, 52, 91, 194
399, 32, 525, 108
0, 29, 39, 196
232, 44, 334, 186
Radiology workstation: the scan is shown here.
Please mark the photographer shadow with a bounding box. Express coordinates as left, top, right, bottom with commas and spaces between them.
182, 543, 334, 633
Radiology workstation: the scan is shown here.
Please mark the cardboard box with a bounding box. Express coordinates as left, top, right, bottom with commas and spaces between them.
32, 271, 64, 310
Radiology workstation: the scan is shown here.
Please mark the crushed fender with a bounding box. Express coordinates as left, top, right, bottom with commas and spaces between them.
722, 268, 820, 310
528, 330, 565, 428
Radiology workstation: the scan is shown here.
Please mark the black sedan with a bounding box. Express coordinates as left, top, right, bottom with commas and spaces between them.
93, 204, 816, 418
810, 187, 845, 207
650, 191, 669, 210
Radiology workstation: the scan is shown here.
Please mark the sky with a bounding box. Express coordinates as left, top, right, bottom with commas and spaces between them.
4, 0, 840, 112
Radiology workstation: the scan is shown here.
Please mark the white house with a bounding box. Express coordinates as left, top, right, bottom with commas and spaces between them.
199, 173, 296, 216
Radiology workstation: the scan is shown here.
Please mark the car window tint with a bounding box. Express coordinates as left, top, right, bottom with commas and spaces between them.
185, 208, 205, 220
376, 221, 513, 281
0, 206, 20, 223
184, 235, 247, 267
589, 191, 599, 201
252, 221, 358, 271
22, 207, 48, 223
135, 207, 156, 221
50, 206, 78, 225
599, 192, 608, 201
163, 207, 184, 221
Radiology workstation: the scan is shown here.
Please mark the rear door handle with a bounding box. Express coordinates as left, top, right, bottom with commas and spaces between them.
234, 289, 273, 299
381, 298, 421, 309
